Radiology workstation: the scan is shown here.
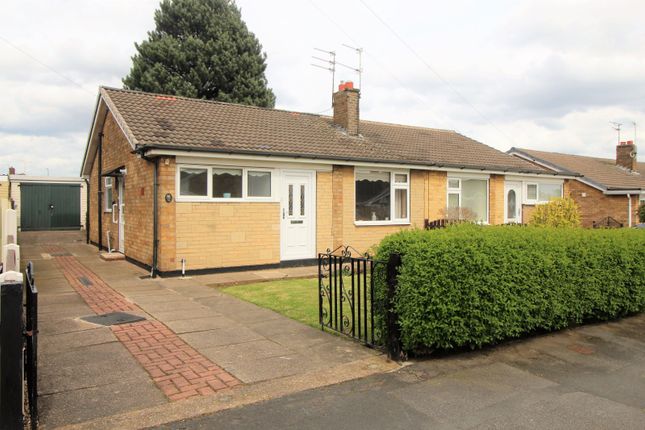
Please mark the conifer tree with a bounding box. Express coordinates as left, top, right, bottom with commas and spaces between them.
123, 0, 275, 107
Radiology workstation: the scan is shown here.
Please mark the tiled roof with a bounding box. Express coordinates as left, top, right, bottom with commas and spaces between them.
101, 87, 553, 174
511, 148, 645, 190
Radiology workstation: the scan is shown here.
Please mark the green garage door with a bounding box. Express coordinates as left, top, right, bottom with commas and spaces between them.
20, 183, 81, 231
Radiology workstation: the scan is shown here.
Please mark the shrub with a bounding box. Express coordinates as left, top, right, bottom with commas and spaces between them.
639, 202, 645, 223
530, 197, 581, 227
374, 225, 645, 353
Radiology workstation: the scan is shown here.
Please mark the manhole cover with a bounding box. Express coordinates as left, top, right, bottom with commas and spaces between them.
81, 312, 146, 326
78, 276, 93, 287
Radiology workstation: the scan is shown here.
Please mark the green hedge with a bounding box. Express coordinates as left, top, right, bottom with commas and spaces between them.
374, 225, 645, 353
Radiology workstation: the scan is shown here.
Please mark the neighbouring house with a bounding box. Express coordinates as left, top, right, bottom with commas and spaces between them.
509, 143, 644, 227
7, 170, 87, 231
81, 84, 576, 275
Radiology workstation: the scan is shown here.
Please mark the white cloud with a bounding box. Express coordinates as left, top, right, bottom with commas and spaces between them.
0, 0, 643, 176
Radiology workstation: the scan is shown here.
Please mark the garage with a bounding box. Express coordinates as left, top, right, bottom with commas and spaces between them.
9, 176, 86, 231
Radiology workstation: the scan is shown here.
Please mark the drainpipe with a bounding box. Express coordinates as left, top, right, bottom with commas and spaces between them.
627, 194, 632, 227
152, 157, 159, 278
97, 132, 103, 251
85, 178, 90, 244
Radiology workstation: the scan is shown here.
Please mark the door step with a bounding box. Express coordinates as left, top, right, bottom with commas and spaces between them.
99, 252, 125, 261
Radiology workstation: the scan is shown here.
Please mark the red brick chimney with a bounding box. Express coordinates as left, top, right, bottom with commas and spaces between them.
616, 140, 637, 171
333, 81, 360, 136
8, 166, 16, 175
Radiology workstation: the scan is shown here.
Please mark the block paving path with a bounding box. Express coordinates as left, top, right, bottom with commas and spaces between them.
45, 245, 240, 401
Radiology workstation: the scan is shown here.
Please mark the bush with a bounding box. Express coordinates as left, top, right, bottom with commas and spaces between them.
639, 202, 645, 223
530, 197, 581, 227
374, 225, 645, 353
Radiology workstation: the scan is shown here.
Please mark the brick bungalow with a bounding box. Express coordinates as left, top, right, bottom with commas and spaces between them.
80, 85, 575, 276
509, 144, 644, 227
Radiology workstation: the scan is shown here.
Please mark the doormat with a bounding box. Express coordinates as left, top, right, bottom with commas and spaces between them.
81, 312, 146, 326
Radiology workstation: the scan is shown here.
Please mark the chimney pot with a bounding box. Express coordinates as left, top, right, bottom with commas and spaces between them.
9, 166, 15, 175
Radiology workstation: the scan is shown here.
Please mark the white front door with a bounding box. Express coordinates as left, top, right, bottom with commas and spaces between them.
117, 178, 125, 253
504, 182, 522, 224
281, 171, 315, 261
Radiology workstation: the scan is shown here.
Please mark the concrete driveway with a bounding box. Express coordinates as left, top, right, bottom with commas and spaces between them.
19, 231, 393, 429
157, 314, 645, 429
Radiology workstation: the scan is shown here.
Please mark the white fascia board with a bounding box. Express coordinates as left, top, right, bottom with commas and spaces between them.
175, 155, 333, 172
604, 189, 643, 195
9, 176, 84, 184
508, 150, 568, 173
504, 174, 564, 185
148, 149, 575, 178
81, 92, 103, 177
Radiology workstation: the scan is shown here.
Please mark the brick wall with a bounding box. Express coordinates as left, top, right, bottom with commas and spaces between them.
521, 179, 639, 227
427, 171, 447, 220
316, 171, 334, 253
565, 179, 639, 227
175, 202, 280, 270
88, 112, 155, 265
158, 157, 177, 272
489, 174, 505, 225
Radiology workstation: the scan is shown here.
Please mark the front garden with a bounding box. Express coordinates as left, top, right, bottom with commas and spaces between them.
223, 222, 645, 357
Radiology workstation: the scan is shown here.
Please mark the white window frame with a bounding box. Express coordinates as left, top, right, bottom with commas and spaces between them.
104, 177, 113, 212
176, 164, 275, 202
446, 175, 489, 224
177, 165, 210, 201
447, 178, 462, 209
525, 183, 538, 203
354, 169, 410, 226
525, 182, 563, 204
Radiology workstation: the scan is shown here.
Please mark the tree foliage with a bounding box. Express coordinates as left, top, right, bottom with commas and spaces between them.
639, 202, 645, 223
530, 197, 581, 228
123, 0, 275, 107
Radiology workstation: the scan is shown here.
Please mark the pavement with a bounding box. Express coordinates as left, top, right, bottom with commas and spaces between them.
19, 231, 393, 429
156, 313, 645, 429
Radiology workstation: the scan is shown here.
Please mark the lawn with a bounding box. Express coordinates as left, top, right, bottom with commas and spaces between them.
222, 278, 320, 328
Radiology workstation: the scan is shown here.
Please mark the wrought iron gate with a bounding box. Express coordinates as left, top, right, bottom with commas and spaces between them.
318, 246, 380, 347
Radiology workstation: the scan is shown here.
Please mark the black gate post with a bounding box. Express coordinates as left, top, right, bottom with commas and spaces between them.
385, 252, 403, 361
1, 280, 25, 429
25, 262, 39, 429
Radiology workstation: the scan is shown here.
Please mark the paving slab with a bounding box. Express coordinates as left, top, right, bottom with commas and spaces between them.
39, 374, 166, 429
164, 315, 238, 333
39, 326, 116, 354
180, 326, 264, 349
19, 230, 389, 429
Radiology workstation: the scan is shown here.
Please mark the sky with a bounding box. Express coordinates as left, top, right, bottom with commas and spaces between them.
0, 0, 643, 177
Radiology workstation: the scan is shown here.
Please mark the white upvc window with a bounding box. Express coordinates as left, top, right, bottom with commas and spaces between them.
525, 182, 563, 204
104, 177, 113, 212
446, 176, 489, 223
176, 164, 274, 202
355, 169, 410, 225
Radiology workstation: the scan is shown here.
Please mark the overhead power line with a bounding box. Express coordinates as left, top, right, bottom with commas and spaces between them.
0, 34, 95, 95
306, 0, 452, 128
356, 0, 517, 146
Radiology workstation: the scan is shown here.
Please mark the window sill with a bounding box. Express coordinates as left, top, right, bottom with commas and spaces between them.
354, 221, 411, 227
